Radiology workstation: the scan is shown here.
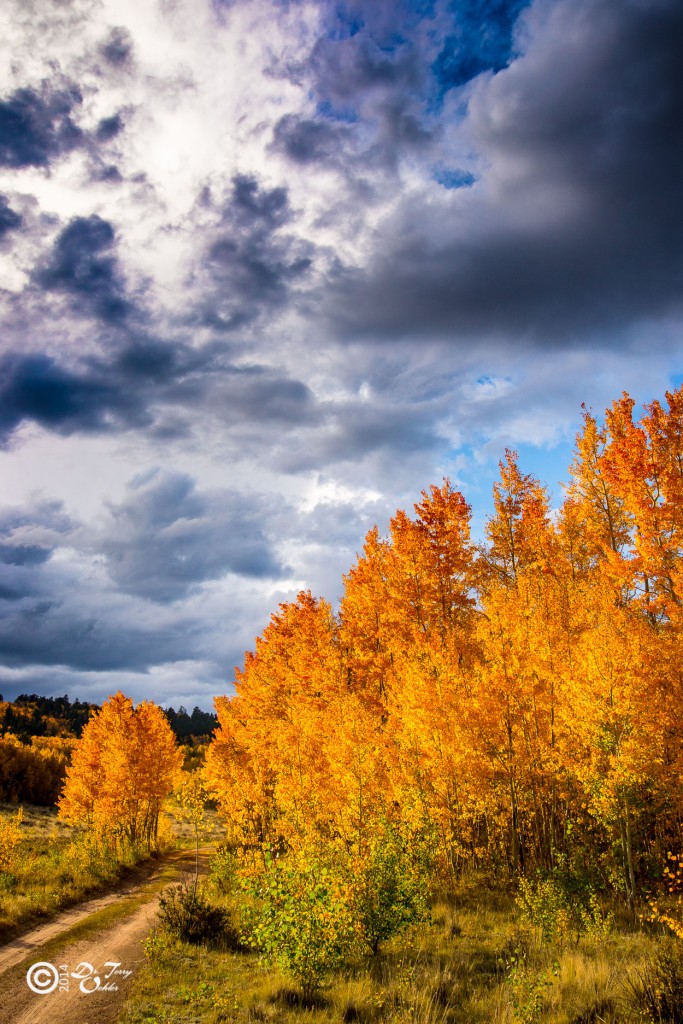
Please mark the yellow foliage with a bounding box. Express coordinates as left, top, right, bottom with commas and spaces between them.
205, 384, 683, 900
0, 808, 23, 872
59, 691, 183, 852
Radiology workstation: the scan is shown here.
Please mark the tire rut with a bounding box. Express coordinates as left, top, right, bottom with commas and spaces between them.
0, 848, 209, 1024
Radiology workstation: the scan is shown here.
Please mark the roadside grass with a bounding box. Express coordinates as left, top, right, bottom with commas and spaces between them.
0, 853, 194, 1002
0, 803, 188, 942
116, 879, 668, 1024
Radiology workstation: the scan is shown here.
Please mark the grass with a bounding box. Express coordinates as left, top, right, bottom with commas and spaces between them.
116, 874, 674, 1024
0, 803, 183, 941
0, 853, 187, 1003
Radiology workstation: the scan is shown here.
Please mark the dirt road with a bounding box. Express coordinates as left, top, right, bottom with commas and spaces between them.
0, 848, 209, 1024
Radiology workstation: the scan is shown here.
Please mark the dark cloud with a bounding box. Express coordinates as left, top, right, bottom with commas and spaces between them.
197, 175, 313, 329
101, 470, 285, 602
0, 83, 83, 168
0, 338, 198, 443
326, 0, 683, 341
0, 337, 317, 444
96, 113, 125, 142
0, 352, 142, 441
0, 195, 22, 237
272, 114, 348, 165
101, 27, 134, 67
0, 501, 74, 609
275, 397, 443, 473
214, 366, 317, 425
114, 338, 178, 380
230, 175, 290, 225
0, 597, 194, 673
35, 215, 131, 323
0, 500, 75, 537
0, 544, 51, 567
90, 163, 123, 183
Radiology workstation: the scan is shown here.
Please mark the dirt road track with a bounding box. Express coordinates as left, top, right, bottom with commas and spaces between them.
0, 848, 209, 1024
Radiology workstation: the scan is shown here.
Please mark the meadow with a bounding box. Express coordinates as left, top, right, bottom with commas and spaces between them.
0, 803, 161, 941
118, 866, 679, 1024
2, 806, 680, 1023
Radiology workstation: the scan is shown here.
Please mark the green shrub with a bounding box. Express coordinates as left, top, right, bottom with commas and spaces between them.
352, 822, 433, 955
505, 949, 559, 1024
516, 870, 611, 945
208, 843, 237, 895
239, 848, 357, 997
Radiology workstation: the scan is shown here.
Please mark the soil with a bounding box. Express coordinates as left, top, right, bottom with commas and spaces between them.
0, 847, 209, 1024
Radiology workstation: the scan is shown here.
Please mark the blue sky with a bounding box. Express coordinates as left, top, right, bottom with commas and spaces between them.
1, 0, 682, 709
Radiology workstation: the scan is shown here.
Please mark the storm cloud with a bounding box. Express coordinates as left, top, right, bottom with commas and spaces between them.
101, 470, 285, 602
325, 0, 683, 341
1, 0, 682, 707
35, 215, 131, 323
194, 175, 314, 331
0, 195, 22, 238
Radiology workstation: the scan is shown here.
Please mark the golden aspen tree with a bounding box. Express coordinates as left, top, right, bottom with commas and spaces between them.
479, 450, 551, 590
205, 592, 347, 851
380, 482, 479, 874
339, 526, 394, 712
597, 389, 683, 889
59, 692, 182, 852
566, 407, 632, 568
601, 389, 683, 617
474, 454, 564, 872
563, 592, 667, 908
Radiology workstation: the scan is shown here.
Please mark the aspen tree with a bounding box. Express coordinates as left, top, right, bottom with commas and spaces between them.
59, 692, 182, 852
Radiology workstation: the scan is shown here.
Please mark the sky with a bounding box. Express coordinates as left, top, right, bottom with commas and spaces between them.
1, 0, 682, 711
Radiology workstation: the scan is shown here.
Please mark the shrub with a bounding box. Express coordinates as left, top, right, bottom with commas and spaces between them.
157, 878, 228, 945
209, 843, 238, 895
505, 949, 559, 1024
351, 822, 433, 955
239, 847, 357, 997
0, 871, 17, 892
516, 870, 611, 945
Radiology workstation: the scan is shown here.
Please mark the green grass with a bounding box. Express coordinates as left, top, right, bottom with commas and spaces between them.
0, 803, 181, 941
116, 877, 674, 1024
0, 854, 188, 1004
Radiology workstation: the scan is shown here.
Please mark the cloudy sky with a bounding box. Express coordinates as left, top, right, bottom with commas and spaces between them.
1, 0, 682, 710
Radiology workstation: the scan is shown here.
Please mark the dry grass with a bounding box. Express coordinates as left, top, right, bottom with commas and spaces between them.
0, 803, 179, 940
116, 878, 671, 1024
